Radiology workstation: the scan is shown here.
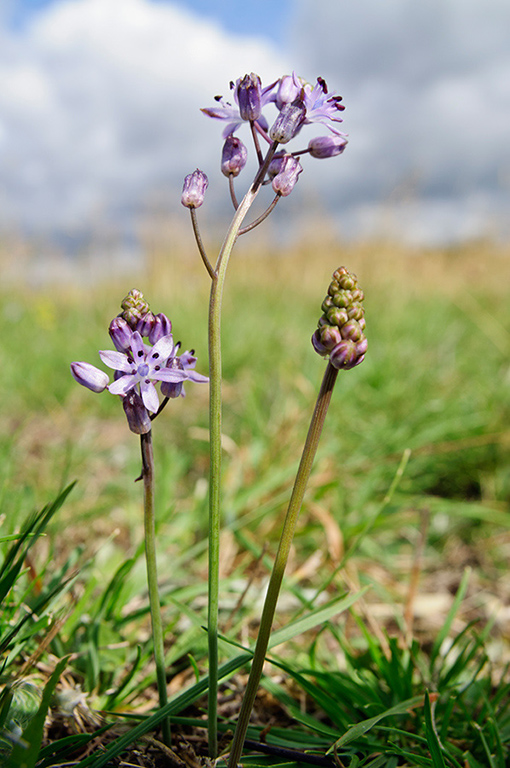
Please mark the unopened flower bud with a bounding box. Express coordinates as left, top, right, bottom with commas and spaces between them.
308, 135, 348, 159
340, 320, 363, 342
136, 311, 155, 339
70, 361, 109, 392
330, 340, 358, 370
109, 316, 133, 352
272, 155, 303, 196
275, 74, 301, 110
319, 325, 342, 350
160, 356, 185, 399
181, 169, 208, 208
267, 152, 287, 179
122, 389, 152, 434
221, 135, 248, 177
311, 330, 328, 356
237, 73, 262, 121
356, 337, 368, 356
269, 97, 306, 143
121, 289, 151, 329
148, 312, 172, 345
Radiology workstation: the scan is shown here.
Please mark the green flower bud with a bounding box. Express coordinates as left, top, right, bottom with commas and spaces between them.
326, 307, 349, 327
120, 289, 151, 330
321, 296, 334, 313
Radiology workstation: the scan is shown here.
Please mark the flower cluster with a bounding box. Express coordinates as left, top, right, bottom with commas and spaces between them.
202, 72, 346, 142
181, 72, 348, 210
312, 267, 367, 370
71, 290, 208, 433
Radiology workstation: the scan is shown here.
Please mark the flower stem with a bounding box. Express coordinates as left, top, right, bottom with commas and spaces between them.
207, 185, 262, 757
227, 361, 339, 768
140, 430, 171, 748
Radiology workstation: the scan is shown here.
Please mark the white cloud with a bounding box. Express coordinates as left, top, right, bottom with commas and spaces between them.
289, 0, 510, 242
0, 0, 289, 232
1, 0, 509, 244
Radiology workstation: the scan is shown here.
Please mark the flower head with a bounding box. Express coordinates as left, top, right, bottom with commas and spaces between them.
71, 293, 208, 431
202, 72, 347, 148
100, 330, 189, 413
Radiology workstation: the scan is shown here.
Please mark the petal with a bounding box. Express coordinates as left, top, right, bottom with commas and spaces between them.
151, 368, 188, 383
140, 380, 160, 413
130, 331, 146, 360
186, 371, 209, 384
99, 349, 134, 373
149, 334, 175, 364
70, 361, 109, 392
108, 373, 139, 395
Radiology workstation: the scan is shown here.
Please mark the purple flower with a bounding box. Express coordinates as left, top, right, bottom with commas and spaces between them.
201, 74, 277, 137
308, 134, 348, 159
109, 316, 134, 352
148, 313, 172, 345
161, 350, 209, 399
269, 97, 307, 144
181, 169, 209, 208
202, 72, 346, 147
101, 331, 188, 413
295, 74, 346, 135
221, 134, 248, 177
70, 361, 109, 393
237, 72, 262, 121
271, 155, 303, 196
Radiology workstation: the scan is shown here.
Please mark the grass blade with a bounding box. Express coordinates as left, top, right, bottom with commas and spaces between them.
423, 690, 447, 768
7, 656, 68, 768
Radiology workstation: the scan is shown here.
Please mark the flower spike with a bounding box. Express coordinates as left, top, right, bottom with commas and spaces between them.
312, 267, 367, 370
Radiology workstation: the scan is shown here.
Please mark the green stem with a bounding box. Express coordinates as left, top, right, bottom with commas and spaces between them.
207, 186, 261, 758
227, 361, 339, 768
140, 430, 171, 748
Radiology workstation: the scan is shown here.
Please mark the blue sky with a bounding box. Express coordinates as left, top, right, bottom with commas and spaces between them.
1, 0, 509, 244
8, 0, 292, 41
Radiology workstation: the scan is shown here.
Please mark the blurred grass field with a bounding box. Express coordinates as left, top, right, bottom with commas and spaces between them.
1, 232, 510, 762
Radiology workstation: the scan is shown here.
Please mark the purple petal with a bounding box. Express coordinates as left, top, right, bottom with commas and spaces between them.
130, 331, 146, 360
151, 368, 188, 383
99, 349, 133, 373
108, 374, 139, 395
186, 371, 209, 384
140, 380, 160, 413
149, 334, 175, 364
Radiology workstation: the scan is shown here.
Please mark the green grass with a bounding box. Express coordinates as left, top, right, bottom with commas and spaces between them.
1, 238, 509, 765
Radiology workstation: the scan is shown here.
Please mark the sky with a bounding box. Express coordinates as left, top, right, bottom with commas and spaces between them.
0, 0, 509, 246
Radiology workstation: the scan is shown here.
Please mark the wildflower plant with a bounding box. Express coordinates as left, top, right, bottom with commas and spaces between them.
71, 290, 208, 747
70, 69, 363, 763
183, 71, 360, 759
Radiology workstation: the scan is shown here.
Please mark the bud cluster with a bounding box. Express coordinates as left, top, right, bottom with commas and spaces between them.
312, 267, 367, 370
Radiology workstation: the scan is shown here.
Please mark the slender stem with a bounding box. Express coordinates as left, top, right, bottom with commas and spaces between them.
228, 174, 240, 210
250, 120, 264, 166
239, 195, 280, 235
140, 431, 171, 748
227, 362, 339, 768
190, 208, 215, 279
207, 184, 263, 758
